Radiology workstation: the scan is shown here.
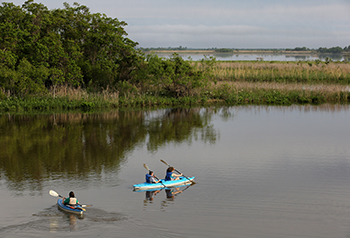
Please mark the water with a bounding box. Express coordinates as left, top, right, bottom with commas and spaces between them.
151, 52, 348, 62
1, 105, 350, 237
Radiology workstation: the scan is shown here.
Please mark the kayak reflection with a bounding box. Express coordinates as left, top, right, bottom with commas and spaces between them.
165, 187, 182, 200
139, 183, 194, 209
145, 190, 161, 202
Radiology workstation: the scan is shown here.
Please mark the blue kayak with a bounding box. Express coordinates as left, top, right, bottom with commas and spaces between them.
133, 176, 195, 191
57, 198, 84, 215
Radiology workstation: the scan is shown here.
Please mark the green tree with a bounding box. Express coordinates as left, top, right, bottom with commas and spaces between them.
0, 1, 143, 96
145, 53, 214, 97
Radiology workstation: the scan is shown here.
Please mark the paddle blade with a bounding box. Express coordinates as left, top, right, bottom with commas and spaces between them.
81, 204, 92, 208
143, 164, 150, 171
49, 190, 61, 197
160, 159, 169, 166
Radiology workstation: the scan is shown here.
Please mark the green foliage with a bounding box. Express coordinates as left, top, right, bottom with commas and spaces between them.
145, 53, 215, 97
285, 47, 310, 51
318, 46, 343, 54
0, 1, 142, 96
215, 48, 233, 53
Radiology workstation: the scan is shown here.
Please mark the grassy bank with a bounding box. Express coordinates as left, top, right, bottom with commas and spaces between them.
1, 82, 349, 113
1, 61, 349, 113
212, 61, 350, 84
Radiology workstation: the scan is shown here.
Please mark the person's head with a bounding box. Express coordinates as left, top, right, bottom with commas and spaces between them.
149, 171, 154, 175
167, 167, 174, 173
69, 191, 75, 198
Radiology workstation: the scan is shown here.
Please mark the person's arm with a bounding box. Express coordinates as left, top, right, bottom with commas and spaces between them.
154, 175, 161, 183
173, 173, 182, 177
150, 176, 159, 183
63, 197, 70, 205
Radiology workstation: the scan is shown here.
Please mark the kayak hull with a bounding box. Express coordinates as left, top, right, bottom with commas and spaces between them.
57, 198, 84, 215
133, 176, 195, 191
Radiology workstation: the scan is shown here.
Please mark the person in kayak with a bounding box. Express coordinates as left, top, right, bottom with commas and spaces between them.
62, 191, 80, 206
164, 167, 182, 181
145, 171, 160, 183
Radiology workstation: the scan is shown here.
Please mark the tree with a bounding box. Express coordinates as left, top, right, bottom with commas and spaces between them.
0, 1, 143, 96
145, 53, 215, 97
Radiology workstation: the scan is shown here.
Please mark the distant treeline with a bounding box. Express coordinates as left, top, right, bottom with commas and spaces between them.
286, 46, 350, 54
143, 46, 350, 54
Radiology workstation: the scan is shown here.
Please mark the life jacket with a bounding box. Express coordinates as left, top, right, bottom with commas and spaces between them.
165, 171, 174, 181
145, 174, 152, 183
67, 197, 77, 205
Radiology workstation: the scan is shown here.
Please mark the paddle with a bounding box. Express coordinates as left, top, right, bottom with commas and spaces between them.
143, 164, 166, 188
160, 159, 195, 184
49, 189, 63, 198
48, 190, 86, 211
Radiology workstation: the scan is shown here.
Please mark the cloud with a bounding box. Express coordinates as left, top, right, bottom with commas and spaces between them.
7, 0, 350, 48
129, 25, 267, 36
127, 24, 350, 48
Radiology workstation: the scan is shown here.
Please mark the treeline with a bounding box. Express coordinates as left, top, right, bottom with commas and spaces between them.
141, 46, 189, 51
0, 1, 214, 99
214, 48, 233, 53
286, 46, 350, 53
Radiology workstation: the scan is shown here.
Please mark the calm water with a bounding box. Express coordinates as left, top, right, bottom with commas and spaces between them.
1, 105, 350, 238
152, 52, 348, 62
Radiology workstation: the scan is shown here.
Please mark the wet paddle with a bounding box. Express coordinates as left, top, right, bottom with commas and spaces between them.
49, 190, 86, 211
49, 189, 63, 198
143, 164, 166, 188
160, 159, 195, 184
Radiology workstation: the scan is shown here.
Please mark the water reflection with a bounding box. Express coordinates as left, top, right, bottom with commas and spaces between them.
1, 104, 349, 193
0, 108, 218, 193
144, 190, 161, 204
141, 184, 193, 210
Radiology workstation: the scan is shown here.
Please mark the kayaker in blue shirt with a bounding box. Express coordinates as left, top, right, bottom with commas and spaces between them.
164, 167, 182, 181
62, 191, 80, 206
145, 171, 160, 183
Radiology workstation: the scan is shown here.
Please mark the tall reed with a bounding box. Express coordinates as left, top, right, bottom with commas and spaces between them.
212, 61, 350, 84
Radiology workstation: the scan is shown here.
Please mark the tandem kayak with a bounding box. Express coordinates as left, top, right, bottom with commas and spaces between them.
133, 176, 195, 191
57, 198, 84, 215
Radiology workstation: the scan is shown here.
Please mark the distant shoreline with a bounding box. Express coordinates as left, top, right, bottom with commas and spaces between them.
144, 49, 317, 55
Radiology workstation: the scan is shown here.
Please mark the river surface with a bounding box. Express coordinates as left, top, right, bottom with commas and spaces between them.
1, 105, 350, 238
151, 52, 348, 62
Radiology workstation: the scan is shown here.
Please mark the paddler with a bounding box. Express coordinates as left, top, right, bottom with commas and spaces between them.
62, 191, 80, 206
164, 167, 182, 181
145, 171, 160, 183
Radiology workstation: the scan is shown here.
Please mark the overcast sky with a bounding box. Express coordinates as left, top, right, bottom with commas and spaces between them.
7, 0, 350, 49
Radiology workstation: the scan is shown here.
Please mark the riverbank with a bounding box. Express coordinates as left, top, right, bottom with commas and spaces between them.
1, 82, 349, 113
1, 61, 349, 113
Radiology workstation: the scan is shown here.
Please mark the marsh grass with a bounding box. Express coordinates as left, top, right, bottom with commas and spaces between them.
1, 61, 350, 112
212, 61, 350, 84
205, 81, 349, 104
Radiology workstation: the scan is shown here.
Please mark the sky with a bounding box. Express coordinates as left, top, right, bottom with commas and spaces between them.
6, 0, 350, 49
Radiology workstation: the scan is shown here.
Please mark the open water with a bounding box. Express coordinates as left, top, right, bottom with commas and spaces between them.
151, 52, 347, 62
1, 104, 350, 238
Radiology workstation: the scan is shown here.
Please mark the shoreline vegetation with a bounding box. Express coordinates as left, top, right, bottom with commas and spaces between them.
1, 2, 349, 113
2, 60, 350, 113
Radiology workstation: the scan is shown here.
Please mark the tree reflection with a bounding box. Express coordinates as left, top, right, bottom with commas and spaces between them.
0, 108, 218, 192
